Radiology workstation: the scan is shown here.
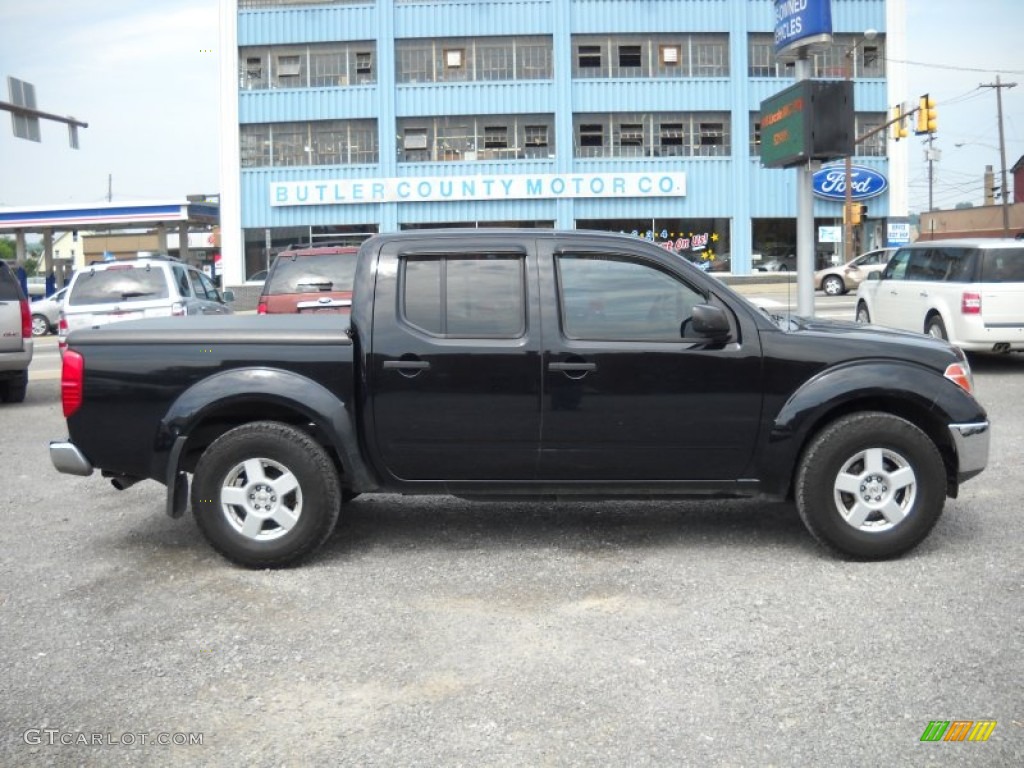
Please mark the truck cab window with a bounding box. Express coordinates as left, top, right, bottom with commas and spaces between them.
401, 254, 525, 338
556, 253, 704, 342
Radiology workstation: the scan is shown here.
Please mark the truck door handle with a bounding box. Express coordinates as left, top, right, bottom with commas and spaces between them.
383, 359, 431, 378
548, 361, 596, 380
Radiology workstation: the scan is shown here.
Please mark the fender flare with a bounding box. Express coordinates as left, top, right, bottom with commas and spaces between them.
154, 367, 377, 515
760, 360, 980, 496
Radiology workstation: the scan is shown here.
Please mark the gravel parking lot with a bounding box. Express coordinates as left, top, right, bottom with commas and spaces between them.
2, 360, 1022, 766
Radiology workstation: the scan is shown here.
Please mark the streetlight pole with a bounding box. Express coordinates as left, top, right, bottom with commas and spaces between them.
843, 30, 877, 263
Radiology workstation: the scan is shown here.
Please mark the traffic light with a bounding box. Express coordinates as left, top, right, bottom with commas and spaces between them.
891, 104, 909, 141
846, 203, 867, 226
916, 94, 937, 134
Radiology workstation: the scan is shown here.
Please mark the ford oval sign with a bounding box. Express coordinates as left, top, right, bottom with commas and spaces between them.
812, 165, 888, 201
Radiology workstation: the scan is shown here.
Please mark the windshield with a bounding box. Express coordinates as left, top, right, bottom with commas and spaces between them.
68, 267, 169, 305
266, 253, 358, 294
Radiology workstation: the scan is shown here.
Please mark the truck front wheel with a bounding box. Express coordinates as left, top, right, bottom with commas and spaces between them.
191, 421, 341, 568
795, 412, 946, 560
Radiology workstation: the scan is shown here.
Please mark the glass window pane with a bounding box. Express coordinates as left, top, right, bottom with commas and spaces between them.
446, 257, 524, 337
557, 255, 703, 342
403, 259, 443, 334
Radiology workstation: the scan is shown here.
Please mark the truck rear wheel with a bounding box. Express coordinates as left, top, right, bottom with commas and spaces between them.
191, 421, 340, 568
795, 412, 946, 560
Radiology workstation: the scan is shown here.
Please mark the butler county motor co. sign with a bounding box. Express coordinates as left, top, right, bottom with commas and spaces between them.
270, 172, 687, 206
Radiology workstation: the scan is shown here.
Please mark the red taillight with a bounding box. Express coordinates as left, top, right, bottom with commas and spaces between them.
257, 300, 267, 315
62, 349, 85, 418
961, 292, 981, 314
20, 298, 31, 339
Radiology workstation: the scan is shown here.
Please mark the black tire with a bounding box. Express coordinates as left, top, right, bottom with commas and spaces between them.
926, 316, 948, 341
31, 314, 50, 337
795, 412, 946, 560
822, 275, 846, 296
0, 370, 28, 403
191, 421, 341, 568
855, 304, 871, 324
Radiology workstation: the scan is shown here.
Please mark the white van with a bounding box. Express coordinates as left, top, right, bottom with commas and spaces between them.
855, 238, 1024, 353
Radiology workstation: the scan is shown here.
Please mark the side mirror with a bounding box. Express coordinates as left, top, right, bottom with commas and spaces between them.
687, 304, 731, 340
865, 270, 882, 282
222, 289, 235, 302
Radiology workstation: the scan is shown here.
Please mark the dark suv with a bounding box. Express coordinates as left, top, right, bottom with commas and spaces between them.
257, 244, 359, 315
0, 261, 33, 403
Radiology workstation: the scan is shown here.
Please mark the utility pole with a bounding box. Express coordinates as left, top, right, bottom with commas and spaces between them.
926, 133, 937, 212
979, 76, 1017, 235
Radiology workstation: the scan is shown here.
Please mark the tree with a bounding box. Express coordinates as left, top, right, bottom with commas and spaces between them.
0, 236, 15, 262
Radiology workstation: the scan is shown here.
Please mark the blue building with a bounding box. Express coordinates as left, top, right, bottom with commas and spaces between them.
218, 0, 908, 285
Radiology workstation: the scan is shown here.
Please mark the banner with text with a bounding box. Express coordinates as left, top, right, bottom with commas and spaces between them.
270, 172, 687, 207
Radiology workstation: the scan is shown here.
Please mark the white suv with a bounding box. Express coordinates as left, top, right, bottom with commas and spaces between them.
855, 238, 1024, 353
60, 256, 233, 352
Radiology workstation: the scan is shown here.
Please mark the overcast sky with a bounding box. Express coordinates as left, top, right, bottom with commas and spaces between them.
1, 0, 1021, 214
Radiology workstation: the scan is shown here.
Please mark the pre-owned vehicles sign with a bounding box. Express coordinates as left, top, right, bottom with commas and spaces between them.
774, 0, 833, 58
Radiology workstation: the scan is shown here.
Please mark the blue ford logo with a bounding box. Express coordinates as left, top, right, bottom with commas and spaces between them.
812, 165, 888, 201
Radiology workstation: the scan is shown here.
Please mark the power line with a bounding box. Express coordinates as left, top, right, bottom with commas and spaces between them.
887, 58, 1024, 76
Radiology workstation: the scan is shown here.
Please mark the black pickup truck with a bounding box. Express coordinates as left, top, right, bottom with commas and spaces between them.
50, 230, 990, 567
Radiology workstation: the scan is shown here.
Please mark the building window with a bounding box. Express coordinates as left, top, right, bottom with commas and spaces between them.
240, 120, 378, 168
618, 44, 643, 69
692, 36, 727, 76
658, 122, 684, 156
617, 123, 645, 155
355, 51, 373, 79
396, 36, 553, 83
243, 56, 265, 89
856, 113, 887, 157
524, 124, 549, 154
484, 126, 508, 150
575, 34, 729, 79
578, 123, 604, 155
478, 41, 514, 81
577, 44, 603, 73
310, 50, 346, 87
575, 113, 729, 158
397, 115, 555, 162
241, 42, 376, 89
396, 43, 432, 83
517, 39, 553, 79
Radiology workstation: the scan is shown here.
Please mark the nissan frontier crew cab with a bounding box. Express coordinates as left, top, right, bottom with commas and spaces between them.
50, 230, 990, 567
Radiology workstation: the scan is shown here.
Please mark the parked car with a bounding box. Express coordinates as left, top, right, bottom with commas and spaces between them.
855, 238, 1024, 353
257, 243, 359, 314
0, 260, 33, 402
51, 229, 989, 567
754, 245, 797, 272
30, 285, 69, 336
59, 255, 234, 353
815, 248, 896, 296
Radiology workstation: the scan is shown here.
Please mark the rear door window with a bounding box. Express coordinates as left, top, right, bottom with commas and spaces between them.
266, 253, 359, 294
401, 254, 526, 338
68, 267, 170, 305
